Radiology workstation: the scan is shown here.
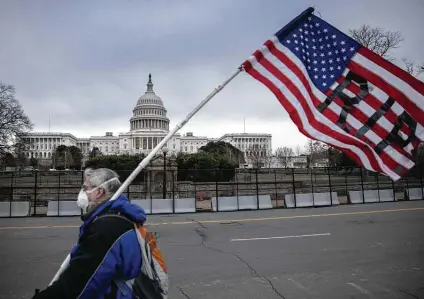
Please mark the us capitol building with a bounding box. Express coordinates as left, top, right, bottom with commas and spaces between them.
18, 74, 272, 166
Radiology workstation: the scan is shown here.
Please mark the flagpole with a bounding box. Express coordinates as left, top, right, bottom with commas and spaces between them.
49, 66, 243, 285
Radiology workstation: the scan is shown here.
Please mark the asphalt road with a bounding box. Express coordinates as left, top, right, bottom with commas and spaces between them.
1, 201, 424, 299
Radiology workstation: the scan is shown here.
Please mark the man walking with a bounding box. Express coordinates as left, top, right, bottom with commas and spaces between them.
33, 168, 148, 299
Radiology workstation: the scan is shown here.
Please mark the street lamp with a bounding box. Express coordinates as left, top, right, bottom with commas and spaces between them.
162, 146, 168, 199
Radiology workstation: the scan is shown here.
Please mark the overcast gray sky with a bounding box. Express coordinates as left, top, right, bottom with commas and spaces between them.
1, 0, 423, 151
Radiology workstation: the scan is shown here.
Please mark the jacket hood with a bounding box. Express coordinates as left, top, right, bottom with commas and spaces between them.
107, 194, 147, 223
83, 193, 146, 226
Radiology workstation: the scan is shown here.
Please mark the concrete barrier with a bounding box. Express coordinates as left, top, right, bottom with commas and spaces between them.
0, 201, 31, 217
46, 201, 82, 216
151, 199, 173, 214
132, 198, 196, 214
131, 199, 152, 214
404, 188, 424, 201
348, 189, 395, 204
284, 192, 339, 208
211, 195, 273, 212
173, 198, 196, 213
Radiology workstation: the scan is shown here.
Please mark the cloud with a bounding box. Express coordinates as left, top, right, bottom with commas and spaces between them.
1, 0, 423, 151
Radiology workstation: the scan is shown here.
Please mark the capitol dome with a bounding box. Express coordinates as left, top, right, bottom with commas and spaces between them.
136, 74, 164, 106
130, 74, 170, 132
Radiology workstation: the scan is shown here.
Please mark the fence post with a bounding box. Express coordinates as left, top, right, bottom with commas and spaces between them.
327, 167, 333, 205
235, 169, 239, 210
274, 169, 278, 208
405, 171, 409, 190
391, 177, 396, 201
215, 168, 219, 212
292, 168, 297, 208
9, 172, 14, 218
172, 171, 175, 214
193, 169, 197, 204
360, 168, 365, 203
172, 170, 175, 200
376, 174, 380, 202
344, 168, 348, 203
420, 167, 424, 199
143, 169, 147, 199
57, 170, 61, 216
33, 171, 38, 216
10, 171, 14, 187
149, 170, 152, 213
255, 168, 259, 210
310, 168, 315, 207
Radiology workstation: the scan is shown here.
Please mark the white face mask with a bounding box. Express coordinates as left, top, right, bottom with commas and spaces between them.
77, 189, 89, 211
77, 177, 120, 212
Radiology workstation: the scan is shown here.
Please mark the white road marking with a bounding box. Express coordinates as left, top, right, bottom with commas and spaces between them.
347, 282, 376, 298
230, 233, 331, 242
288, 278, 312, 294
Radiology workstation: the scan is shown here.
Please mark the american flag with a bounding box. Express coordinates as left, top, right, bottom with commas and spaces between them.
242, 7, 424, 181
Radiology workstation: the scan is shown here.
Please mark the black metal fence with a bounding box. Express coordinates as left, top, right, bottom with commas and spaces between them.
0, 167, 423, 217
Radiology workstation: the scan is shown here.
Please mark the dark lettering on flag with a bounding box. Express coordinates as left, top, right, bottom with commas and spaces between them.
389, 110, 418, 148
317, 71, 370, 132
318, 71, 418, 153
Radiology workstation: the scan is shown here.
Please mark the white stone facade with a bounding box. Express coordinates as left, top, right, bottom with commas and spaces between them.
180, 132, 209, 153
268, 155, 308, 168
17, 74, 273, 163
218, 133, 272, 166
18, 132, 79, 159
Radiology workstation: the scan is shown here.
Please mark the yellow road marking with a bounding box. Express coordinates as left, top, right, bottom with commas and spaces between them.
0, 207, 423, 231
162, 207, 424, 225
0, 225, 79, 230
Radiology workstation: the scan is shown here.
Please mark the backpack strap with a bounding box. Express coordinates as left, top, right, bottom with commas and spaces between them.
92, 211, 139, 297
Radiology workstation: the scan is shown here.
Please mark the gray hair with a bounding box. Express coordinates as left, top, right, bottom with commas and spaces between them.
83, 168, 122, 200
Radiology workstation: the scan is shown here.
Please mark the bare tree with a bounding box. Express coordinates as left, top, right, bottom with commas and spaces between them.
402, 58, 424, 78
246, 144, 266, 168
295, 145, 302, 156
13, 141, 29, 170
262, 153, 273, 168
304, 140, 328, 167
52, 145, 74, 169
0, 82, 33, 154
275, 146, 294, 168
349, 24, 403, 61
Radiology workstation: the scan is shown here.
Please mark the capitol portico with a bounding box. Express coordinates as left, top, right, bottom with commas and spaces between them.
18, 74, 273, 167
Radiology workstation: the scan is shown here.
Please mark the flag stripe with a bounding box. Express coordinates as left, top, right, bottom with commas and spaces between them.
243, 59, 379, 175
352, 53, 424, 128
363, 83, 418, 154
323, 92, 412, 170
331, 76, 414, 162
339, 76, 412, 140
358, 47, 424, 97
264, 39, 405, 178
246, 43, 394, 175
330, 82, 412, 158
261, 47, 383, 172
349, 59, 424, 141
320, 89, 412, 172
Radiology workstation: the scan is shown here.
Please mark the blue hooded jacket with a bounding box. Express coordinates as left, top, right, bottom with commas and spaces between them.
34, 194, 147, 299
